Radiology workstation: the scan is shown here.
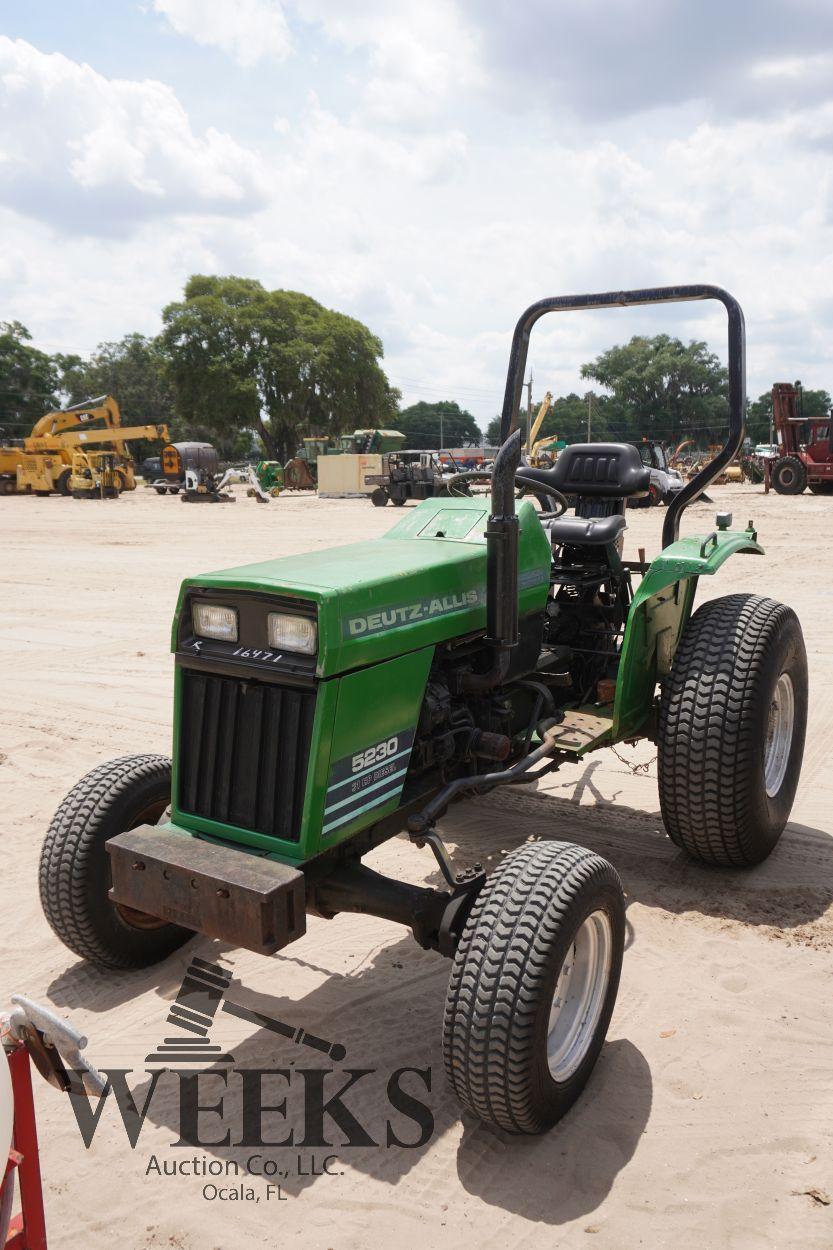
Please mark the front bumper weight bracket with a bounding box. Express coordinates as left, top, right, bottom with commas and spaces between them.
107, 826, 306, 956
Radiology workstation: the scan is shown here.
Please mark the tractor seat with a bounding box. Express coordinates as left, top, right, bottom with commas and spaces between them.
548, 513, 626, 546
522, 442, 651, 499
522, 443, 650, 550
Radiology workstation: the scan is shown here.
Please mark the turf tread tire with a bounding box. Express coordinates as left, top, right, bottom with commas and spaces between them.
658, 594, 807, 867
443, 841, 624, 1134
39, 754, 191, 968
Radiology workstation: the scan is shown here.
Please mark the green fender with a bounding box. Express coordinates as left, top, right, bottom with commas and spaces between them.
611, 525, 764, 740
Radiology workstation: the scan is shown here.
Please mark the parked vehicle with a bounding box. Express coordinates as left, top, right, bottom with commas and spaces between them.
284, 430, 406, 490
769, 382, 833, 495
150, 442, 219, 495
0, 395, 167, 496
39, 285, 807, 1137
366, 450, 465, 506
630, 440, 685, 505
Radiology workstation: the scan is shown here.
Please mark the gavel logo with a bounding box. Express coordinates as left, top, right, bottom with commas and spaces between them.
145, 956, 347, 1066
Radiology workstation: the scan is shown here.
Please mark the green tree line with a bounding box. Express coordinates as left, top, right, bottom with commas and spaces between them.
485, 336, 832, 448
2, 286, 830, 460
0, 276, 404, 461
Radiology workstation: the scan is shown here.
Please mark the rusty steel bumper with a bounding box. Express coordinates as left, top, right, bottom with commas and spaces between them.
107, 826, 306, 955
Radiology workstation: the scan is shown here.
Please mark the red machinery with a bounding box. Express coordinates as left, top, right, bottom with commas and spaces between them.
769, 381, 833, 495
2, 1043, 46, 1250
1, 1000, 103, 1249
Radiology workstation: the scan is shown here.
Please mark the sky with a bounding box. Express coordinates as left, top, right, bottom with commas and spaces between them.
2, 0, 833, 428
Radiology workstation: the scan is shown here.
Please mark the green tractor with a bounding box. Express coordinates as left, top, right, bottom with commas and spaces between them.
40, 286, 807, 1135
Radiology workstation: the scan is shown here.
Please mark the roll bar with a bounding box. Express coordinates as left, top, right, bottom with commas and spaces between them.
498, 285, 746, 548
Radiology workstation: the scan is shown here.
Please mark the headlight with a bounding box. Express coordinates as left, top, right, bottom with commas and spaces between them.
192, 602, 238, 642
268, 612, 317, 654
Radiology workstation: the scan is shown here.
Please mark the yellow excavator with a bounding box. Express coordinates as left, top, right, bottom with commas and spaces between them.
0, 396, 169, 496
524, 391, 558, 466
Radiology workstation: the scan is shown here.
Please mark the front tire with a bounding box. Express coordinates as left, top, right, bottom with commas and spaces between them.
39, 755, 191, 968
370, 487, 389, 507
443, 842, 625, 1134
772, 456, 807, 494
658, 594, 807, 866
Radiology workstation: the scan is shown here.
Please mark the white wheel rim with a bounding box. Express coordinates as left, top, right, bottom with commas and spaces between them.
547, 909, 613, 1082
764, 672, 795, 798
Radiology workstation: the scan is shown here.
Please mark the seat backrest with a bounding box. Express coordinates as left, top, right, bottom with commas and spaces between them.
549, 443, 651, 498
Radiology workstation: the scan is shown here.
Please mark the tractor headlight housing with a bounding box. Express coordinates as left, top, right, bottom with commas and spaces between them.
192, 602, 238, 642
267, 612, 317, 655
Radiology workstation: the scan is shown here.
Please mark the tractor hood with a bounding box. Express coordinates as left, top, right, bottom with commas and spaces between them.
174, 495, 552, 677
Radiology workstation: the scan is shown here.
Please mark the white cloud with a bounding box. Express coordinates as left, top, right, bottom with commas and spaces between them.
4, 7, 833, 429
155, 0, 481, 127
0, 37, 269, 232
296, 0, 482, 126
282, 92, 468, 184
153, 0, 293, 67
463, 0, 833, 120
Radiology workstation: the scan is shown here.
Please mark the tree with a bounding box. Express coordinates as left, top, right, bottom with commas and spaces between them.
0, 321, 60, 438
485, 408, 531, 445
580, 335, 729, 443
160, 275, 400, 461
58, 333, 174, 425
395, 400, 481, 449
53, 332, 177, 461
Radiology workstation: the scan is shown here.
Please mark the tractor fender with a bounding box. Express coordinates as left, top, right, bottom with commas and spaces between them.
612, 528, 764, 739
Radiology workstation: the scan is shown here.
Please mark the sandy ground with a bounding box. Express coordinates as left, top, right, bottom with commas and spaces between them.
2, 481, 832, 1250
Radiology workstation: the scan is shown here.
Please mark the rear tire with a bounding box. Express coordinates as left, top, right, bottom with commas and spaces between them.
771, 456, 807, 494
658, 594, 807, 866
809, 482, 833, 495
443, 842, 624, 1134
56, 469, 71, 496
39, 755, 191, 968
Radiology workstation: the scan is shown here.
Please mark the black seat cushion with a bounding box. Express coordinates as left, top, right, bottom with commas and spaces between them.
548, 513, 627, 547
524, 443, 651, 498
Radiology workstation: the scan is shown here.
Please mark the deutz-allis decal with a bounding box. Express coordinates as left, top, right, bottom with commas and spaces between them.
344, 590, 481, 638
342, 568, 547, 640
322, 728, 416, 837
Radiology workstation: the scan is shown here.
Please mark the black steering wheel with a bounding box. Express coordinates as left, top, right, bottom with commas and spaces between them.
445, 468, 570, 519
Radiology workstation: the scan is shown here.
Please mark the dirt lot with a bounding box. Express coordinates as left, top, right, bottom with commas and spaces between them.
2, 482, 832, 1250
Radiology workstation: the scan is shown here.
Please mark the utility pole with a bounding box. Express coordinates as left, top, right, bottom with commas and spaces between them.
525, 374, 533, 448
439, 407, 444, 452
586, 392, 593, 441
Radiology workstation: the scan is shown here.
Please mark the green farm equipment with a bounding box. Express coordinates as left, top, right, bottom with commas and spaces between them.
251, 460, 285, 496
39, 286, 807, 1135
339, 428, 406, 455
284, 430, 407, 489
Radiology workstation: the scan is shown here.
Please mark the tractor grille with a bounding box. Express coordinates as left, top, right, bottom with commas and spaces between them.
178, 669, 316, 842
